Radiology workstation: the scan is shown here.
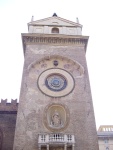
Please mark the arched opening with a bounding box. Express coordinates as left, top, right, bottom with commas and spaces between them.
51, 28, 59, 33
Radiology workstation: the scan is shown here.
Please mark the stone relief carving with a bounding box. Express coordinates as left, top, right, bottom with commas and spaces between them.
23, 36, 88, 46
43, 104, 70, 132
50, 110, 63, 127
28, 55, 84, 79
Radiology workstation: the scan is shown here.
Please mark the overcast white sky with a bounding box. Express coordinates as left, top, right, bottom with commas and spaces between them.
0, 0, 113, 129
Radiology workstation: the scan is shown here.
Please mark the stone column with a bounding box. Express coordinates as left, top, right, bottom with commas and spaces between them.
38, 145, 41, 150
64, 143, 67, 150
47, 144, 49, 150
72, 144, 75, 150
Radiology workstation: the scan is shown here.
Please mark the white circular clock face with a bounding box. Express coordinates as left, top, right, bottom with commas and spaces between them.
38, 68, 75, 97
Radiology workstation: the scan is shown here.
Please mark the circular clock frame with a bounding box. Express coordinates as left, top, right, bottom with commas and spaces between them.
38, 68, 75, 97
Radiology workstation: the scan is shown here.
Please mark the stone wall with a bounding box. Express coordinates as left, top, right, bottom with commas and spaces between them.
13, 37, 99, 150
0, 99, 18, 150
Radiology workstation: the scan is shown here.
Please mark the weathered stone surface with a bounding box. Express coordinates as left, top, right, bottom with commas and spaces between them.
0, 113, 17, 150
13, 40, 99, 150
13, 15, 98, 150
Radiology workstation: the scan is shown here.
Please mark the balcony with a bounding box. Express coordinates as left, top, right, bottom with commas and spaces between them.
38, 133, 75, 150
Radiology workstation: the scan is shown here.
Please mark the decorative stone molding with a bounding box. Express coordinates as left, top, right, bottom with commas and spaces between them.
28, 55, 84, 79
23, 36, 86, 44
43, 103, 70, 132
22, 34, 88, 55
38, 68, 75, 97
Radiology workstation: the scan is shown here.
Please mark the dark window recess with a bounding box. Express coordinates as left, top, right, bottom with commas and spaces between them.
52, 28, 59, 33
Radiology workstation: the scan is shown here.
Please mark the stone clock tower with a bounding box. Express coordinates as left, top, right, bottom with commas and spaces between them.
13, 14, 99, 150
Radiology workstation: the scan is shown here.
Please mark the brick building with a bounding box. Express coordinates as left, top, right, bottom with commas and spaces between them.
0, 99, 18, 150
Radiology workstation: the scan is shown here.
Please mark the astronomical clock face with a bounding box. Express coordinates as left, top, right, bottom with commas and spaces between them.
29, 56, 84, 97
38, 68, 75, 97
45, 74, 67, 92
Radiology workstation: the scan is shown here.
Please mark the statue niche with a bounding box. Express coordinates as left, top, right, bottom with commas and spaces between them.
50, 110, 63, 128
44, 104, 70, 131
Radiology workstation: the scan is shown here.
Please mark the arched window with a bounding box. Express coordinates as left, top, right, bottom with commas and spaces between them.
51, 28, 59, 33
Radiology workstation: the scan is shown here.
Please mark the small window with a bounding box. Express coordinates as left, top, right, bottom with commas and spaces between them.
52, 28, 59, 33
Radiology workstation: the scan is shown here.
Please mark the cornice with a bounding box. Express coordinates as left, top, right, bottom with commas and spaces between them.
22, 34, 89, 55
97, 132, 113, 138
28, 16, 82, 27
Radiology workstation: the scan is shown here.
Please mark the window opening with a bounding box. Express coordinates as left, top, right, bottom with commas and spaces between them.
52, 28, 59, 33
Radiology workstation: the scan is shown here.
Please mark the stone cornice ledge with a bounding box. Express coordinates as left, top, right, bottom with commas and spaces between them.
22, 33, 89, 55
